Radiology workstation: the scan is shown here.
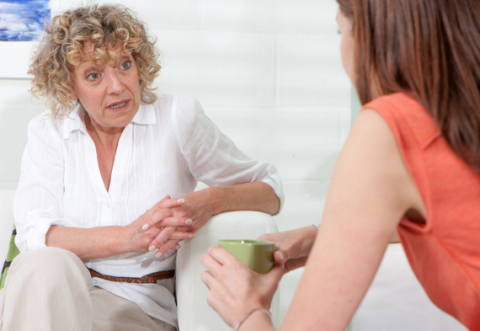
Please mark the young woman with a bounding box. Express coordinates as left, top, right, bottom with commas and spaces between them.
201, 0, 480, 330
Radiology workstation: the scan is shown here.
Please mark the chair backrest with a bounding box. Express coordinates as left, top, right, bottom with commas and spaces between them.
0, 190, 15, 263
176, 211, 279, 331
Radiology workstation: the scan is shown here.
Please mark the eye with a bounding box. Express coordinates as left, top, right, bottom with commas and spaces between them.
121, 61, 131, 70
87, 72, 100, 81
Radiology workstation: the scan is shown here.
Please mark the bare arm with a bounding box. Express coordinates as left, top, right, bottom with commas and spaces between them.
201, 110, 426, 330
46, 225, 124, 261
143, 181, 281, 256
45, 181, 279, 261
211, 181, 280, 216
277, 110, 425, 330
258, 222, 398, 275
45, 196, 191, 261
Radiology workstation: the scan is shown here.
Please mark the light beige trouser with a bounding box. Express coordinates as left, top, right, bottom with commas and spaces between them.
0, 247, 176, 331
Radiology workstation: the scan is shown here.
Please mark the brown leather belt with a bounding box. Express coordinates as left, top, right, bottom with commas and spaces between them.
88, 268, 175, 284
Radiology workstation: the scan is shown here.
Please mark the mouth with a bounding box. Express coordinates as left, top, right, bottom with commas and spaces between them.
107, 99, 130, 111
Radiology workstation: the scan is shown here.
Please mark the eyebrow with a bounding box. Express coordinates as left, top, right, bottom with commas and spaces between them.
83, 63, 102, 73
81, 54, 130, 72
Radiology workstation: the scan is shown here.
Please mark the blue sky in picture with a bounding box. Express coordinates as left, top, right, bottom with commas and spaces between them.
0, 0, 51, 41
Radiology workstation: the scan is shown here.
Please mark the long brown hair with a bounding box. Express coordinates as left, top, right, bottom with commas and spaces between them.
337, 0, 480, 174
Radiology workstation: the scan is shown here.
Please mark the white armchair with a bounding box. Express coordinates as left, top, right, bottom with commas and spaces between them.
176, 210, 279, 331
0, 190, 280, 331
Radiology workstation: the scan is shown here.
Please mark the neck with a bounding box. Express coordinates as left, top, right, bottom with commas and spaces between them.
85, 113, 124, 150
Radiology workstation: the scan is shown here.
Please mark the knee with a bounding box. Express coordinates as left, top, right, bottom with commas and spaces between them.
9, 247, 89, 284
14, 247, 80, 271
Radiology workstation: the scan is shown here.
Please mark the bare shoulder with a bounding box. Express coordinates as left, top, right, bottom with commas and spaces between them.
326, 107, 421, 225
338, 108, 402, 178
348, 108, 397, 154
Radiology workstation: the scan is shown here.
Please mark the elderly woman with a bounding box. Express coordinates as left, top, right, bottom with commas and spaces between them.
0, 5, 283, 331
201, 0, 480, 330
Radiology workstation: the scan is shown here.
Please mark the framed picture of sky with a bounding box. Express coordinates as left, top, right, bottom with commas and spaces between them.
0, 0, 59, 79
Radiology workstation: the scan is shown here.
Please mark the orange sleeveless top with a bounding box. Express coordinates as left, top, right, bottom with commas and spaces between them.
363, 93, 480, 330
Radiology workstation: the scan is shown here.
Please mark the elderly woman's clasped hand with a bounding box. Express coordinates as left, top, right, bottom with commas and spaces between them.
135, 189, 223, 257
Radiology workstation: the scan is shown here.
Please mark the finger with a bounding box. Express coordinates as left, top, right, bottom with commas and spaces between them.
156, 239, 179, 257
257, 233, 273, 241
208, 246, 237, 266
155, 196, 186, 209
160, 195, 171, 202
148, 227, 176, 252
284, 256, 308, 273
273, 250, 286, 264
200, 253, 222, 277
168, 231, 195, 240
265, 264, 284, 285
142, 209, 172, 230
257, 234, 283, 251
156, 217, 193, 227
200, 270, 215, 290
187, 215, 211, 233
152, 195, 171, 208
144, 195, 171, 217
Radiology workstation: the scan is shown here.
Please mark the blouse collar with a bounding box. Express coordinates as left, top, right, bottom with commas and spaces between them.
63, 102, 156, 140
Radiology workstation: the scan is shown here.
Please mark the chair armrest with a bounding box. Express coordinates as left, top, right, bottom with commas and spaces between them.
176, 211, 279, 331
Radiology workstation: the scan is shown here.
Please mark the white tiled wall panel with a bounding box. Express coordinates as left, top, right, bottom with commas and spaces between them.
202, 0, 338, 35
154, 31, 276, 107
0, 80, 44, 189
278, 268, 305, 321
0, 0, 350, 325
277, 35, 350, 107
129, 0, 202, 30
205, 107, 344, 181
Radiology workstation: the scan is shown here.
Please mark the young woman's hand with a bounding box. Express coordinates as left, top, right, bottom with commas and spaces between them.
258, 225, 318, 273
200, 246, 283, 329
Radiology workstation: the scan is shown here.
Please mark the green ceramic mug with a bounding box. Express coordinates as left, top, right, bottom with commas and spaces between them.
217, 239, 275, 274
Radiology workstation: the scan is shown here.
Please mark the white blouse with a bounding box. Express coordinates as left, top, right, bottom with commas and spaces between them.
13, 95, 284, 328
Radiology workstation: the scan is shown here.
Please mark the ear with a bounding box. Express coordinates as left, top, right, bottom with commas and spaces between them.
70, 92, 78, 102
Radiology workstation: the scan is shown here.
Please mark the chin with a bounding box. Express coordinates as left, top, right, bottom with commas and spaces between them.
106, 105, 138, 127
110, 116, 134, 128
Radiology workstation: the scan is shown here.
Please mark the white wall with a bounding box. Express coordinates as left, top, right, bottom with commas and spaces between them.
0, 0, 351, 323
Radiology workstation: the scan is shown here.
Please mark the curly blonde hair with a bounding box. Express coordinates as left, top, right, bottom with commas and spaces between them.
29, 4, 161, 118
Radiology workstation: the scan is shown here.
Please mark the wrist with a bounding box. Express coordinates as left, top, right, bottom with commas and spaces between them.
112, 225, 137, 254
236, 308, 273, 331
208, 186, 230, 216
299, 225, 318, 256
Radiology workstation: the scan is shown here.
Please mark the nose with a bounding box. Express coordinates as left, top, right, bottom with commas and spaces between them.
105, 66, 124, 95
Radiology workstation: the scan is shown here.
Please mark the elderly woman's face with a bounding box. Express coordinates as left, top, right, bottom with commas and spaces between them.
71, 41, 141, 130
